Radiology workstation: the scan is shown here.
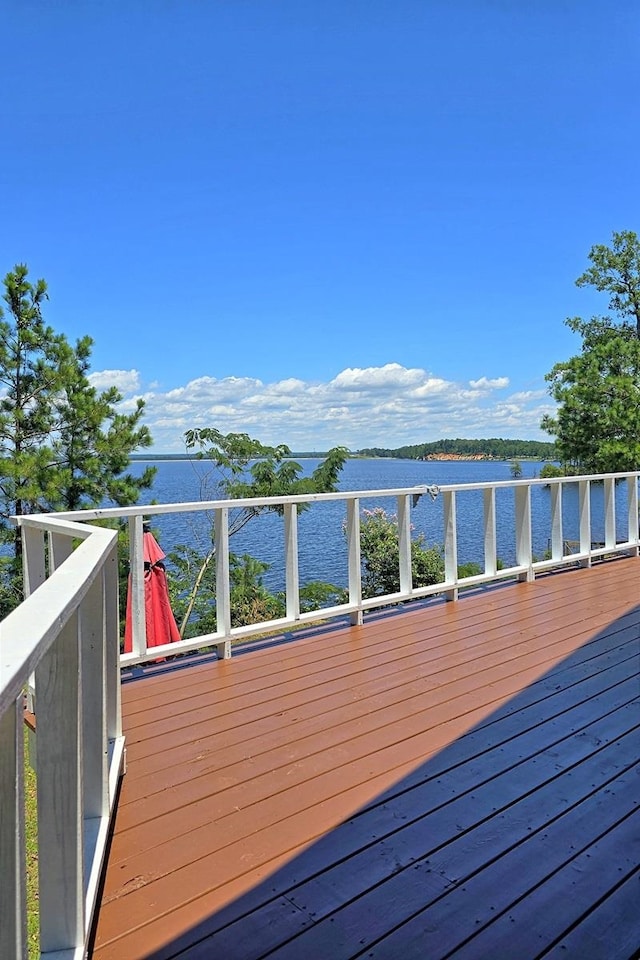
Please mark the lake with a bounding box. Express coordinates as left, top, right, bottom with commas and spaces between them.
127, 457, 629, 592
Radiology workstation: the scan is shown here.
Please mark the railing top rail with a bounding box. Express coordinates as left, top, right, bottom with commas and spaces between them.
19, 470, 639, 524
15, 513, 103, 538
430, 470, 640, 494
19, 485, 440, 522
0, 522, 117, 715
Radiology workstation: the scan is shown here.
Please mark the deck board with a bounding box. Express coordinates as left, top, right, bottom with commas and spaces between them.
90, 558, 640, 960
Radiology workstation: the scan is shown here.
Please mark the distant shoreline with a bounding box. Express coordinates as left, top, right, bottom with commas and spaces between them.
132, 439, 555, 463
131, 452, 549, 463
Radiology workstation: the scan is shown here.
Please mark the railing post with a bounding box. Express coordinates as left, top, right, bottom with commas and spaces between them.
36, 612, 85, 956
627, 475, 639, 556
397, 494, 412, 597
346, 498, 362, 625
603, 477, 616, 550
81, 574, 108, 822
515, 484, 533, 581
215, 507, 232, 658
128, 515, 147, 657
21, 525, 46, 597
104, 542, 122, 745
284, 503, 300, 622
80, 571, 111, 920
0, 698, 26, 960
579, 480, 591, 566
483, 487, 497, 576
550, 482, 563, 561
48, 529, 73, 573
443, 490, 458, 600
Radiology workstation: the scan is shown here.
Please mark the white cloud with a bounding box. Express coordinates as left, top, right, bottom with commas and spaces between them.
264, 378, 307, 395
165, 375, 263, 402
468, 376, 510, 391
88, 369, 141, 394
331, 363, 425, 392
507, 389, 546, 403
90, 362, 554, 452
409, 378, 449, 398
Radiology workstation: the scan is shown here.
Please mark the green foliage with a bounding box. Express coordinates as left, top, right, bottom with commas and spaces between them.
0, 266, 65, 548
357, 507, 444, 598
359, 438, 557, 460
184, 427, 291, 477
167, 544, 345, 638
186, 428, 348, 524
45, 336, 155, 511
575, 229, 640, 337
168, 543, 217, 638
510, 459, 523, 479
228, 553, 285, 627
170, 429, 349, 636
0, 555, 22, 620
539, 462, 567, 479
542, 231, 640, 472
185, 427, 349, 537
298, 580, 346, 612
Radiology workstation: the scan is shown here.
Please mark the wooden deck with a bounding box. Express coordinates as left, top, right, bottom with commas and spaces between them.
90, 557, 640, 960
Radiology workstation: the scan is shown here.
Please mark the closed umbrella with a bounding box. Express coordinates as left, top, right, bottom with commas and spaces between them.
124, 530, 181, 654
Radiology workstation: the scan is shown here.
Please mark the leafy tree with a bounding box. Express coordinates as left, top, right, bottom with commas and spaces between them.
168, 546, 269, 639
357, 507, 443, 598
184, 427, 348, 534
172, 429, 349, 635
541, 231, 640, 472
0, 264, 154, 615
539, 462, 565, 479
168, 543, 217, 637
510, 460, 523, 479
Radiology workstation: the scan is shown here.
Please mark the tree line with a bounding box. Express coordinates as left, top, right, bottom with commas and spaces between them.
358, 438, 557, 460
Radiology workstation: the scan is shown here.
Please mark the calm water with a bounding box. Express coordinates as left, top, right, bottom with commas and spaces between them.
128, 458, 633, 591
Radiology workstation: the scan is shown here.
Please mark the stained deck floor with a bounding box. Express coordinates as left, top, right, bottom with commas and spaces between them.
91, 557, 640, 960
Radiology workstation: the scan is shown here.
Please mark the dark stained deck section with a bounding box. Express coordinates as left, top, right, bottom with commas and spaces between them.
91, 558, 640, 960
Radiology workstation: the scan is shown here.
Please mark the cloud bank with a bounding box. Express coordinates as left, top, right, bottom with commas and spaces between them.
93, 362, 554, 452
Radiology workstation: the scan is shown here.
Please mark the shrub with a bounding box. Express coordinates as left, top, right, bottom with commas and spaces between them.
357, 507, 444, 598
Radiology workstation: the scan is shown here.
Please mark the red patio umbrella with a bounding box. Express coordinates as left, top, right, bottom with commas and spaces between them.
124, 530, 181, 654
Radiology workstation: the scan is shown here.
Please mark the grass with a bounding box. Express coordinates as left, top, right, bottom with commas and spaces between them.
24, 728, 39, 960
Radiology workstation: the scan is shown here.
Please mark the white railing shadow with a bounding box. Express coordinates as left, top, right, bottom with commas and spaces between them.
0, 516, 124, 960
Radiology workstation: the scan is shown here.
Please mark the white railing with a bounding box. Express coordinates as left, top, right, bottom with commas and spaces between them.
41, 470, 640, 667
0, 516, 124, 960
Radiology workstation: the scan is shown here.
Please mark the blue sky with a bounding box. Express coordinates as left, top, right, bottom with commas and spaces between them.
2, 1, 638, 452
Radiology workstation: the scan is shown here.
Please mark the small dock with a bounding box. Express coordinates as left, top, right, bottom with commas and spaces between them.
91, 557, 640, 960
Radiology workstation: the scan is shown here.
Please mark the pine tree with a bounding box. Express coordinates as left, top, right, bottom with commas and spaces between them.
0, 264, 155, 615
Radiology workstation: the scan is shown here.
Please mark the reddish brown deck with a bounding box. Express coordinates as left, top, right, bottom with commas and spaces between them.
91, 558, 640, 960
